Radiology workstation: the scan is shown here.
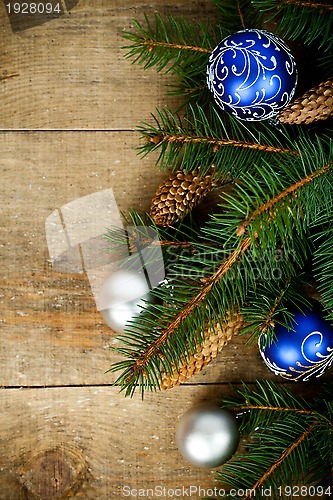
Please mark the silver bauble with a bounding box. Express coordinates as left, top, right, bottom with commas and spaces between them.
99, 269, 154, 333
176, 402, 239, 468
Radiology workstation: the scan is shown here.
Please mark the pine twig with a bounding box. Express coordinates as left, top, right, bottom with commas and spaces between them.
147, 133, 299, 156
237, 0, 246, 28
236, 162, 333, 236
244, 422, 318, 499
130, 237, 252, 379
279, 0, 333, 11
113, 146, 333, 393
217, 382, 333, 494
142, 40, 211, 54
231, 405, 317, 416
258, 280, 291, 334
252, 0, 333, 50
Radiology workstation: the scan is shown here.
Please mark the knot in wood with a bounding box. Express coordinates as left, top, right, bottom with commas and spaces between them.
20, 447, 86, 499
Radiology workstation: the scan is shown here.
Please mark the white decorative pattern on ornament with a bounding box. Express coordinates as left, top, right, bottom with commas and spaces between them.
259, 306, 333, 381
207, 29, 298, 122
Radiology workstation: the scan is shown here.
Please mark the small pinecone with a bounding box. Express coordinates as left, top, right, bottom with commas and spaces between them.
160, 311, 244, 390
150, 169, 224, 227
279, 77, 333, 125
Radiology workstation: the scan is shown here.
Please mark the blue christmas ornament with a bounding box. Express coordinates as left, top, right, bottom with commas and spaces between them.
259, 306, 333, 381
207, 29, 298, 122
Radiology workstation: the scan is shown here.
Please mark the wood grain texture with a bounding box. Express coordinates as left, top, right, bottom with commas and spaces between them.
0, 130, 278, 388
1, 0, 332, 498
0, 384, 240, 499
0, 0, 217, 130
0, 130, 164, 387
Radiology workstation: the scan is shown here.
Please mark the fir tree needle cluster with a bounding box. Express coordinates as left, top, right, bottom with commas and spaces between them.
104, 0, 332, 495
214, 380, 333, 498
106, 0, 333, 397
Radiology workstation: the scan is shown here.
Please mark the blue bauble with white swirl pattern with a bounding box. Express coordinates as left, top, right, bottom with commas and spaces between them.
207, 29, 298, 121
259, 306, 333, 381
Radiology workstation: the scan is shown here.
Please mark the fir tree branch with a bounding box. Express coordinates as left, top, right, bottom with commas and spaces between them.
234, 405, 333, 427
253, 0, 333, 50
279, 0, 333, 11
313, 225, 333, 322
123, 14, 225, 74
147, 132, 298, 156
212, 0, 263, 31
110, 138, 332, 394
130, 237, 252, 377
128, 237, 194, 253
140, 39, 211, 54
176, 83, 208, 96
257, 279, 291, 335
240, 277, 312, 344
237, 0, 246, 28
232, 405, 317, 415
236, 162, 333, 236
139, 105, 304, 174
216, 382, 332, 496
246, 422, 317, 498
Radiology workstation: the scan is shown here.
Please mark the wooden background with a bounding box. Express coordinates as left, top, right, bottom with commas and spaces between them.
1, 1, 332, 499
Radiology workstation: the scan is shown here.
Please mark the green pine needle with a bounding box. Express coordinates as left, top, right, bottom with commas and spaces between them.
122, 14, 227, 74
214, 381, 333, 499
137, 104, 303, 175
252, 0, 333, 51
213, 0, 264, 31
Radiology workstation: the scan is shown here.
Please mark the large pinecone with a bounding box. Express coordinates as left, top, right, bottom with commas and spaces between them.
279, 77, 333, 125
160, 311, 244, 390
150, 169, 225, 227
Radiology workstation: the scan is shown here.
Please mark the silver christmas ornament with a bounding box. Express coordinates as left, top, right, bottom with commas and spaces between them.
176, 402, 239, 468
99, 269, 155, 333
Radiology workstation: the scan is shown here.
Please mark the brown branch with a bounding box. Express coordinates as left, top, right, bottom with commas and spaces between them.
184, 84, 208, 94
243, 422, 318, 499
259, 279, 291, 333
233, 404, 332, 426
237, 0, 246, 28
231, 404, 317, 415
128, 238, 194, 253
153, 240, 193, 248
237, 162, 332, 236
147, 133, 299, 156
143, 39, 211, 54
122, 163, 332, 385
128, 237, 222, 253
279, 0, 333, 11
129, 237, 252, 379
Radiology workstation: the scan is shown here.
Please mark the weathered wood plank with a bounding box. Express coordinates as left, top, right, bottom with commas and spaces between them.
0, 383, 328, 499
0, 0, 216, 130
0, 130, 278, 387
0, 130, 163, 386
2, 130, 331, 388
1, 0, 331, 498
0, 384, 240, 499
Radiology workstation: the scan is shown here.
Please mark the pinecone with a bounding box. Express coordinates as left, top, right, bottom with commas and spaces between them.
150, 169, 225, 227
160, 311, 244, 390
278, 77, 333, 125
